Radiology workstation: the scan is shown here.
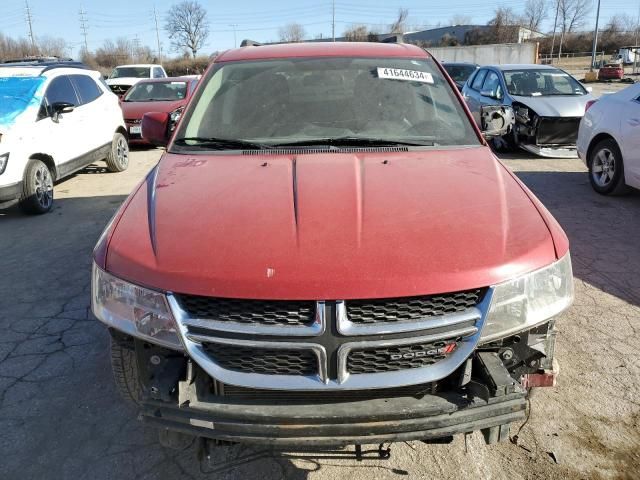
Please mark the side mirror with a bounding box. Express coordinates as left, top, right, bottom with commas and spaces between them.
585, 86, 593, 93
142, 111, 170, 147
50, 102, 74, 122
480, 105, 514, 139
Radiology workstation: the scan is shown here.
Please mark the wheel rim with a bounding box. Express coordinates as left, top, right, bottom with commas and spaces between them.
116, 137, 129, 168
34, 165, 53, 209
591, 148, 616, 187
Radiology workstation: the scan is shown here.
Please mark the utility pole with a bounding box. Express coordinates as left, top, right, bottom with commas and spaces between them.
153, 6, 162, 62
133, 35, 141, 61
79, 7, 89, 55
332, 0, 335, 42
229, 24, 239, 48
25, 0, 36, 55
589, 0, 601, 71
549, 0, 560, 63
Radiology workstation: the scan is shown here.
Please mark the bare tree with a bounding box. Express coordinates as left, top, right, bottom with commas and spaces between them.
389, 8, 409, 34
557, 0, 591, 56
37, 36, 69, 58
165, 0, 210, 58
523, 0, 547, 31
449, 14, 473, 26
278, 23, 306, 43
343, 25, 369, 42
487, 7, 522, 43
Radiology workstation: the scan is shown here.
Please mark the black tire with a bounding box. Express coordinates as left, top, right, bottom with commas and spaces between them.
105, 132, 129, 173
20, 159, 54, 214
110, 333, 143, 405
588, 138, 631, 196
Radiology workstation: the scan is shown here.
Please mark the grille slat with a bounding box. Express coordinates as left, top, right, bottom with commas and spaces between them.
203, 343, 316, 375
177, 295, 315, 327
346, 289, 484, 324
347, 340, 457, 374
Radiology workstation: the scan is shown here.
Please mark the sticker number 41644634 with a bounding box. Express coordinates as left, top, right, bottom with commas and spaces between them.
377, 67, 434, 84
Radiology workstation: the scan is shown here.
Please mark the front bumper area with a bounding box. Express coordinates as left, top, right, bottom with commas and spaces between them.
520, 143, 578, 158
138, 351, 527, 447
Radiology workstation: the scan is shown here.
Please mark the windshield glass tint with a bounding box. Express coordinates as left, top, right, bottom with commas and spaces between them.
110, 67, 151, 79
444, 65, 477, 83
124, 81, 187, 101
504, 69, 586, 96
177, 57, 479, 147
0, 76, 45, 125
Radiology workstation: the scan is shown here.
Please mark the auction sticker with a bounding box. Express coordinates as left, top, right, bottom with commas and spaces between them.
377, 67, 433, 83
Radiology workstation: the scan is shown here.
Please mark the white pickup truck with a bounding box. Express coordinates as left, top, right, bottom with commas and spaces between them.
105, 64, 167, 96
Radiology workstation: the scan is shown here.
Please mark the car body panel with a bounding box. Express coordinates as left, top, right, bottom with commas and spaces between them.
578, 83, 640, 189
105, 146, 558, 300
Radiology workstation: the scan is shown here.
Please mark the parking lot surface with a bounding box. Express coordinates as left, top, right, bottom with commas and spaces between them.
1, 146, 639, 480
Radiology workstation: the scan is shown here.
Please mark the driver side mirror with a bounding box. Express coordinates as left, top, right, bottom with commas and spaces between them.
50, 102, 74, 123
480, 105, 514, 139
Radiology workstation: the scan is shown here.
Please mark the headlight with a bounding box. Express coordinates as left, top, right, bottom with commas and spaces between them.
91, 264, 183, 350
169, 106, 184, 131
0, 152, 9, 175
481, 253, 573, 343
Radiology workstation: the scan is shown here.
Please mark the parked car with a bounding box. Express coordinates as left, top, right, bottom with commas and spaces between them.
598, 63, 624, 81
92, 42, 573, 452
0, 62, 128, 214
120, 77, 199, 145
442, 62, 479, 91
577, 82, 640, 195
106, 64, 167, 97
462, 64, 594, 157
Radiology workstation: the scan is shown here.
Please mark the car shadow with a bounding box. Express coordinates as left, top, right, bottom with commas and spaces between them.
512, 169, 640, 308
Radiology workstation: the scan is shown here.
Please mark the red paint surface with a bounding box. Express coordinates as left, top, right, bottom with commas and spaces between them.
105, 147, 563, 300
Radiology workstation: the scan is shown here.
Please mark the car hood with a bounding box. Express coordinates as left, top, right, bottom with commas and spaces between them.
510, 94, 594, 117
106, 77, 144, 86
120, 100, 184, 119
106, 147, 558, 300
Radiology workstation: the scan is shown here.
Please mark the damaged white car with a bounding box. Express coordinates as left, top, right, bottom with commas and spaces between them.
462, 64, 594, 158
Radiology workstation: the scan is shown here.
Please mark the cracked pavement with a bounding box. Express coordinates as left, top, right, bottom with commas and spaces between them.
1, 147, 639, 480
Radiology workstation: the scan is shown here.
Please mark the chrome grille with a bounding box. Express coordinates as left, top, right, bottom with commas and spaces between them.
203, 343, 317, 375
345, 289, 485, 324
347, 339, 457, 374
175, 295, 315, 327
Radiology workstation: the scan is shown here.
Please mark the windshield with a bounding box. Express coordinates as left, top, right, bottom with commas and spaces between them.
504, 69, 586, 96
174, 57, 479, 150
124, 81, 188, 102
110, 67, 151, 79
444, 64, 477, 83
0, 76, 45, 125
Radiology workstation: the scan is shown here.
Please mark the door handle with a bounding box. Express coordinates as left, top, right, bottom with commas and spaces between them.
629, 118, 640, 126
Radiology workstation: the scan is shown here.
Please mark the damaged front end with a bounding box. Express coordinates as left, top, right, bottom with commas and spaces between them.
512, 103, 581, 158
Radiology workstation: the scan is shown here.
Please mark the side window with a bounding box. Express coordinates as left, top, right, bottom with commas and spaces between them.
40, 76, 79, 118
482, 71, 503, 98
70, 75, 103, 105
471, 69, 488, 91
153, 67, 165, 78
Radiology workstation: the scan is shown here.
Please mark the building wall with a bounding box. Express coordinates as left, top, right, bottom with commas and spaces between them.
427, 42, 538, 65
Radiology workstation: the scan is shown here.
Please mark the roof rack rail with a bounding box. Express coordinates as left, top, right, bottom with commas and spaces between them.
240, 39, 262, 47
381, 34, 404, 44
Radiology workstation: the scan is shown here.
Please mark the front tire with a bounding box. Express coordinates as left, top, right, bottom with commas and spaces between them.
110, 333, 143, 405
105, 132, 129, 173
20, 159, 54, 214
588, 139, 630, 195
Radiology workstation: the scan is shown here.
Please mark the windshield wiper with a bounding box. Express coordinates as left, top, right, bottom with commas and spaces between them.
173, 137, 272, 150
271, 136, 434, 148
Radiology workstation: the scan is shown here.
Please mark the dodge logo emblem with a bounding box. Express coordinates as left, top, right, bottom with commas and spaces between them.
389, 343, 456, 361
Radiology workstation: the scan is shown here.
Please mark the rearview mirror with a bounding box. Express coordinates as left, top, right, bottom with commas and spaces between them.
142, 111, 170, 147
50, 102, 74, 122
480, 105, 514, 139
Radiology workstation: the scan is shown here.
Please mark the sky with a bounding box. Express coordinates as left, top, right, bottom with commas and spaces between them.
2, 0, 639, 59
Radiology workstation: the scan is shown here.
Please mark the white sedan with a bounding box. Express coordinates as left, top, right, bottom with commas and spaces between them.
577, 83, 640, 195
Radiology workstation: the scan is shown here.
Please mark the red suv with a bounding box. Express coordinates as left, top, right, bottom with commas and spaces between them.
92, 42, 573, 452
